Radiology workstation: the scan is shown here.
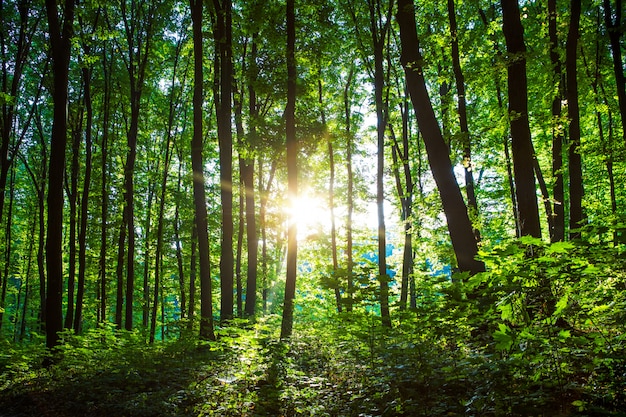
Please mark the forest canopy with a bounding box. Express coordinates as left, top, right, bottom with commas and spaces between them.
0, 0, 625, 415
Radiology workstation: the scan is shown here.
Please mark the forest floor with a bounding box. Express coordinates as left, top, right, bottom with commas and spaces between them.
1, 315, 625, 417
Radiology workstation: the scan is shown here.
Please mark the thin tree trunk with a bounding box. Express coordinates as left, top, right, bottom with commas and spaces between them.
281, 0, 297, 339
99, 45, 112, 324
548, 0, 565, 242
142, 182, 156, 329
447, 0, 479, 238
344, 67, 355, 312
243, 43, 259, 318
174, 159, 186, 320
566, 0, 584, 238
603, 0, 626, 145
369, 0, 393, 328
258, 158, 276, 315
74, 65, 93, 334
0, 165, 15, 331
44, 0, 75, 353
190, 0, 215, 341
212, 0, 235, 322
500, 0, 541, 239
318, 78, 341, 313
397, 0, 485, 273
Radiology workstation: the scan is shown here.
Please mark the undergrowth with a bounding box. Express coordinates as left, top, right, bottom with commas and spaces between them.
1, 239, 625, 416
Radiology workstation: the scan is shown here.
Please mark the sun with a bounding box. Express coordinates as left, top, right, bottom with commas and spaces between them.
285, 193, 331, 240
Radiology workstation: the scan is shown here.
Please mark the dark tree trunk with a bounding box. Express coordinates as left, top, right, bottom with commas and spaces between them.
44, 0, 75, 352
447, 0, 479, 238
115, 206, 126, 328
369, 0, 393, 328
190, 0, 215, 341
566, 0, 584, 238
174, 161, 186, 320
150, 37, 180, 342
318, 78, 341, 313
344, 67, 355, 312
98, 45, 112, 324
142, 189, 154, 329
548, 0, 565, 242
74, 65, 93, 334
258, 158, 276, 315
243, 36, 258, 319
281, 0, 297, 339
500, 0, 542, 238
211, 0, 234, 322
120, 0, 156, 331
603, 0, 626, 145
396, 0, 485, 273
64, 109, 80, 330
0, 166, 15, 331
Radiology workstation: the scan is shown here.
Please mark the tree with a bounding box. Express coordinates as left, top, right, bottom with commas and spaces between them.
118, 0, 159, 331
603, 0, 625, 145
566, 0, 584, 238
548, 0, 565, 243
190, 0, 215, 341
396, 0, 485, 274
44, 0, 75, 352
281, 0, 297, 339
500, 0, 541, 239
211, 0, 235, 322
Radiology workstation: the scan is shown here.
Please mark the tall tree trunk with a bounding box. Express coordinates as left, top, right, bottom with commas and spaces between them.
0, 165, 15, 331
548, 0, 565, 242
369, 0, 393, 328
318, 78, 341, 313
243, 36, 258, 319
0, 0, 38, 238
64, 109, 80, 330
389, 116, 413, 311
397, 0, 485, 273
174, 157, 187, 321
258, 158, 276, 315
603, 0, 626, 145
98, 45, 112, 324
344, 67, 355, 312
115, 206, 127, 328
500, 0, 541, 238
74, 64, 93, 334
120, 0, 155, 331
44, 0, 75, 352
236, 175, 244, 317
566, 0, 584, 238
142, 188, 154, 329
190, 0, 215, 341
281, 0, 297, 339
212, 0, 234, 322
447, 0, 479, 238
150, 38, 180, 342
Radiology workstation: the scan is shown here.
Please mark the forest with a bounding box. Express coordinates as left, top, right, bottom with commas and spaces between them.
0, 0, 625, 415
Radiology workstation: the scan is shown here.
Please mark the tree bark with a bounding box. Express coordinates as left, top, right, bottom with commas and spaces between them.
500, 0, 542, 238
44, 0, 75, 352
281, 0, 297, 339
190, 0, 215, 341
396, 0, 485, 273
566, 0, 584, 238
447, 0, 479, 238
548, 0, 565, 242
74, 64, 93, 334
603, 0, 626, 145
211, 0, 235, 322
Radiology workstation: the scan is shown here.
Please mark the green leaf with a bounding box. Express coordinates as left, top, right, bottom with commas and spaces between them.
493, 323, 514, 351
554, 293, 569, 317
546, 241, 575, 255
